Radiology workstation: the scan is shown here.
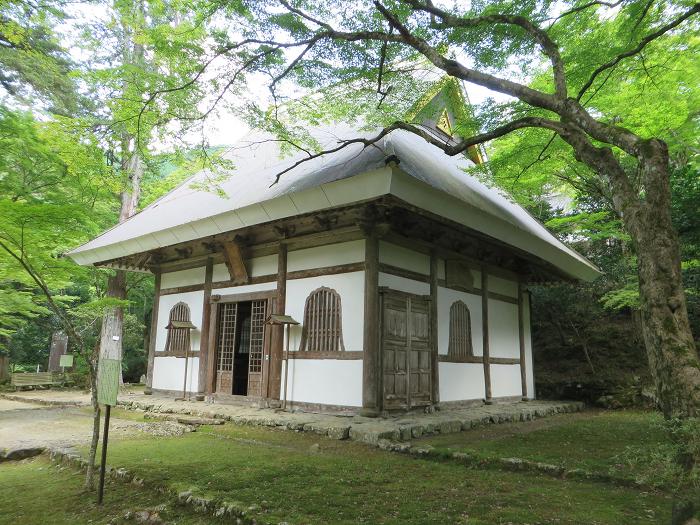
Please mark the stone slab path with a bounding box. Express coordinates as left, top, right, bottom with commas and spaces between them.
2, 389, 584, 445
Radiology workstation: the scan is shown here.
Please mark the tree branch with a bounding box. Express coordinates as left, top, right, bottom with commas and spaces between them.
270, 116, 563, 185
577, 2, 700, 100
403, 0, 568, 98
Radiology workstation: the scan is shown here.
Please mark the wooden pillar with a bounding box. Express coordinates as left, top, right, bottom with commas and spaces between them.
518, 282, 529, 400
197, 258, 214, 400
361, 233, 380, 416
268, 243, 287, 400
429, 252, 440, 406
205, 300, 219, 396
481, 268, 492, 403
145, 271, 161, 394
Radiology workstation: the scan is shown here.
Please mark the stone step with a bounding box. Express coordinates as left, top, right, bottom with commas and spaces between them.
143, 412, 225, 426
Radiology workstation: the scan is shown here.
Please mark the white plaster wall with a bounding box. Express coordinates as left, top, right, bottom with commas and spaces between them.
524, 292, 535, 399
439, 362, 485, 401
488, 274, 518, 298
378, 272, 430, 295
488, 299, 519, 359
213, 253, 279, 282
155, 291, 205, 352
161, 267, 206, 289
283, 359, 363, 406
152, 356, 199, 392
437, 286, 483, 356
285, 272, 365, 351
378, 241, 430, 275
490, 363, 523, 398
287, 240, 364, 272
214, 282, 276, 296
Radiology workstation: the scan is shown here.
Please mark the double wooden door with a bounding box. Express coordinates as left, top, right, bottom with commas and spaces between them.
214, 298, 269, 397
381, 289, 432, 410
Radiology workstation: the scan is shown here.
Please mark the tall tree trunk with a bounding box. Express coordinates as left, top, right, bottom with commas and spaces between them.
621, 140, 700, 419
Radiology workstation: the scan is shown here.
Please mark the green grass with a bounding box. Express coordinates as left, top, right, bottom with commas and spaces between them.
417, 409, 666, 479
0, 457, 223, 525
81, 422, 671, 525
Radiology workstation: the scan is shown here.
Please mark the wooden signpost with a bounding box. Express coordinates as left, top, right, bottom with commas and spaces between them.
96, 334, 121, 504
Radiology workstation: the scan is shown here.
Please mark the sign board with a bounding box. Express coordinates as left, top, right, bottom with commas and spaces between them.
97, 358, 120, 406
97, 316, 122, 406
59, 354, 74, 368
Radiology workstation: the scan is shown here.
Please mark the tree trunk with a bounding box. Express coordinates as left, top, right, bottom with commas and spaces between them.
622, 140, 700, 419
84, 343, 100, 489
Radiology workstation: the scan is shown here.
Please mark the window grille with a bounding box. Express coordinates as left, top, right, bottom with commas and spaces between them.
300, 287, 345, 352
164, 302, 192, 354
448, 301, 473, 358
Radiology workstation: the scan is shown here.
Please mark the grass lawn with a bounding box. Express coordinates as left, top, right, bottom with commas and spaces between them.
416, 409, 666, 480
74, 418, 672, 525
0, 457, 222, 525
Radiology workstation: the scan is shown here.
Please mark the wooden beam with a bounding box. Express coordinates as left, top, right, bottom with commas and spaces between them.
197, 258, 213, 399
438, 355, 520, 365
222, 240, 249, 284
481, 267, 492, 403
429, 252, 440, 406
362, 233, 380, 416
145, 272, 161, 394
518, 282, 529, 400
267, 243, 287, 400
287, 351, 364, 360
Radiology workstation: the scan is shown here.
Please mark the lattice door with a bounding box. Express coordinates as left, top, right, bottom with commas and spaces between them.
246, 299, 267, 397
215, 303, 238, 394
381, 290, 432, 410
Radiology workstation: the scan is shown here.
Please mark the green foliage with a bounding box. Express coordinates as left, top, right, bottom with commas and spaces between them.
0, 0, 78, 114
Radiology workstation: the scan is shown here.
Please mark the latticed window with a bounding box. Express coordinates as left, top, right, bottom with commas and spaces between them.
448, 301, 473, 358
164, 302, 193, 354
300, 287, 345, 352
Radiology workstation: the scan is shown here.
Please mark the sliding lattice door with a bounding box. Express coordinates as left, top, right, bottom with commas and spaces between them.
215, 303, 238, 393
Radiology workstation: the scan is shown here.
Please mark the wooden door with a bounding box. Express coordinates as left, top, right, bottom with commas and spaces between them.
381, 289, 432, 410
246, 299, 268, 397
215, 303, 238, 394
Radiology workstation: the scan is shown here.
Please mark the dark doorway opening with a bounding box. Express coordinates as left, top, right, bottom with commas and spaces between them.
232, 302, 251, 396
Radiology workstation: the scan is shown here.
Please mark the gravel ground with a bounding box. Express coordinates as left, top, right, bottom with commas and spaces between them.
0, 399, 189, 452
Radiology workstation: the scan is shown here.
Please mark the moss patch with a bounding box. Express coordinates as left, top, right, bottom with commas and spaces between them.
0, 457, 222, 525
417, 409, 666, 480
81, 421, 672, 525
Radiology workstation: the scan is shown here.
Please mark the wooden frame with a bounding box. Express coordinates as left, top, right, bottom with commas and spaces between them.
481, 267, 492, 402
160, 262, 365, 296
379, 287, 433, 411
438, 355, 519, 365
197, 258, 213, 397
362, 233, 380, 415
145, 272, 161, 392
287, 351, 363, 360
299, 286, 345, 353
429, 252, 440, 405
518, 282, 529, 400
163, 302, 193, 357
211, 290, 276, 303
268, 243, 287, 400
222, 239, 249, 284
447, 300, 474, 359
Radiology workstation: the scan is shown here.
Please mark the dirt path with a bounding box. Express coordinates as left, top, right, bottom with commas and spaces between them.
0, 399, 188, 452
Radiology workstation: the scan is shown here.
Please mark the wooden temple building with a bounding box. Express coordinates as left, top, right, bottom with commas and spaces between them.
68, 81, 598, 414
